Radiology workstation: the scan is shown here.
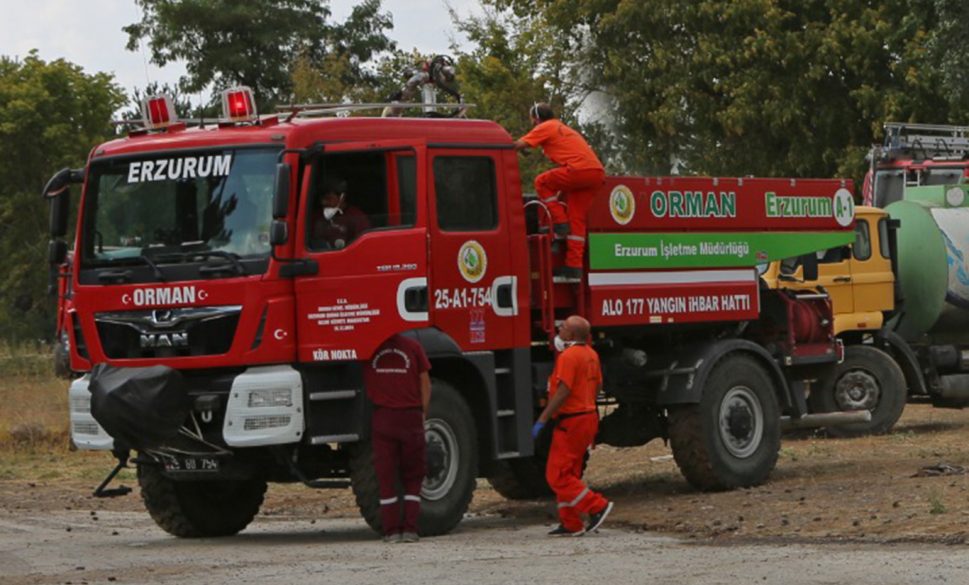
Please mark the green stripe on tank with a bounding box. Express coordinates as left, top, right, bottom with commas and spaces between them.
589, 231, 856, 270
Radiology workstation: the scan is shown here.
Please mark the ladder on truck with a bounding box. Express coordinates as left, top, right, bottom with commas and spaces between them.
882, 122, 969, 160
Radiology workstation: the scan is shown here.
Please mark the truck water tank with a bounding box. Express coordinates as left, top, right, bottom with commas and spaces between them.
886, 185, 969, 341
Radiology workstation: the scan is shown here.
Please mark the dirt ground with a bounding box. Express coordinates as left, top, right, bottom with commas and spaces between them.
3, 402, 969, 545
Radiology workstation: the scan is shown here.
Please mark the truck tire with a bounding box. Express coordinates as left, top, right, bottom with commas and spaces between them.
809, 344, 906, 437
488, 458, 553, 500
668, 355, 780, 491
137, 463, 266, 537
486, 427, 588, 500
349, 379, 478, 536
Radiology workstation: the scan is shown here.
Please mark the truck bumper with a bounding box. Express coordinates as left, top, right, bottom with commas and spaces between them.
69, 365, 305, 450
69, 375, 114, 450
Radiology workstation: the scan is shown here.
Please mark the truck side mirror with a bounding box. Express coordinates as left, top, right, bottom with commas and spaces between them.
42, 168, 83, 199
800, 253, 819, 281
48, 239, 68, 265
270, 219, 288, 246
273, 163, 291, 218
49, 192, 70, 238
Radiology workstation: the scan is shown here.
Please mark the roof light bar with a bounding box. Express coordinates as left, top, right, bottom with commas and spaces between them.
222, 86, 258, 122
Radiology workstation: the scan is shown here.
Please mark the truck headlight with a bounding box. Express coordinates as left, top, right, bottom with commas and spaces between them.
247, 388, 293, 408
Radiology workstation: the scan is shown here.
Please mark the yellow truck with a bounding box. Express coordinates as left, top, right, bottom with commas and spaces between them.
762, 206, 925, 436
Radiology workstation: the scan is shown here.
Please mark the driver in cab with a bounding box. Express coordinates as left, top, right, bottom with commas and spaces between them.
311, 177, 370, 250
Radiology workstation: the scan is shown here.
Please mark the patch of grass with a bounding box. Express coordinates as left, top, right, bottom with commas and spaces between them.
0, 445, 118, 481
0, 344, 70, 450
806, 442, 834, 458
929, 490, 947, 515
0, 340, 57, 379
890, 430, 917, 443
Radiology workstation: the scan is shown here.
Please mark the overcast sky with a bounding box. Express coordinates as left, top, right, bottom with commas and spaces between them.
0, 0, 480, 105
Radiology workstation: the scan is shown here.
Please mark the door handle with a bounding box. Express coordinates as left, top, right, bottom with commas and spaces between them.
833, 276, 852, 283
404, 285, 428, 312
495, 282, 514, 309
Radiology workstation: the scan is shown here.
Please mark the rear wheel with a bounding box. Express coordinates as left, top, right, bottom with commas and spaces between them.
349, 379, 478, 536
137, 463, 266, 537
668, 355, 780, 491
809, 344, 906, 437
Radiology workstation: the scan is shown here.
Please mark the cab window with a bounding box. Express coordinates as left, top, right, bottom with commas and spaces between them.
307, 151, 416, 251
878, 218, 891, 259
853, 221, 872, 261
434, 156, 498, 231
817, 246, 850, 264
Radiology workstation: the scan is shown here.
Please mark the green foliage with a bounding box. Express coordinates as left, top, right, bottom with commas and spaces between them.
481, 0, 958, 182
451, 6, 596, 188
0, 52, 124, 342
125, 0, 395, 110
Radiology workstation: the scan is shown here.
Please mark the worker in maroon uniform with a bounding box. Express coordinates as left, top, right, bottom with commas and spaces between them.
363, 333, 432, 543
311, 177, 371, 249
532, 315, 613, 536
514, 103, 605, 283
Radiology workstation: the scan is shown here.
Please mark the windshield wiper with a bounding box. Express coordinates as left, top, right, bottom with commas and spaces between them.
195, 250, 246, 276
97, 253, 166, 282
137, 249, 167, 281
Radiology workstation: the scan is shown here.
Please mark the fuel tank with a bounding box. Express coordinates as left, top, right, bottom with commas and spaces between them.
886, 185, 969, 342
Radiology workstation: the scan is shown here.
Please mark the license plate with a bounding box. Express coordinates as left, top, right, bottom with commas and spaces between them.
162, 455, 221, 473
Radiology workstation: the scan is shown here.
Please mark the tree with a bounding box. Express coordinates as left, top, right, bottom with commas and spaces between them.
451, 6, 606, 188
124, 0, 395, 111
0, 52, 125, 341
484, 0, 953, 181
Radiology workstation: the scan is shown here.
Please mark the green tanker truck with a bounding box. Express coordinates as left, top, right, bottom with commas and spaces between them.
886, 184, 969, 405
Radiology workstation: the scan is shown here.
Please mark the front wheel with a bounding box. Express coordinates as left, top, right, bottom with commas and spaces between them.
809, 344, 906, 437
668, 355, 780, 491
349, 379, 478, 536
137, 463, 266, 537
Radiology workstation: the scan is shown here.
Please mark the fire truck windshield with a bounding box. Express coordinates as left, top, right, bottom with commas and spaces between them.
80, 147, 278, 275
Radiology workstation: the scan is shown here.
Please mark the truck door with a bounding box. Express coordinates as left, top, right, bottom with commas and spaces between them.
426, 148, 522, 349
815, 240, 855, 317
293, 141, 428, 362
850, 216, 895, 319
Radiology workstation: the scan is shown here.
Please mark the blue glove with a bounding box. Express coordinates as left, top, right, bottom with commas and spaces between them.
531, 420, 545, 439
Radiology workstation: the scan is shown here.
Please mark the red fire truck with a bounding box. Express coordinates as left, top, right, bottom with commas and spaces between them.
863, 122, 969, 207
46, 88, 867, 538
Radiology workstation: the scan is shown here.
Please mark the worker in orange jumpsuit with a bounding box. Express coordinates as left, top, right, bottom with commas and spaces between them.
363, 333, 432, 543
514, 103, 605, 283
532, 315, 613, 536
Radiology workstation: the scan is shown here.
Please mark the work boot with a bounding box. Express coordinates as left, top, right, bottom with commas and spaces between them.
548, 524, 585, 537
552, 266, 582, 283
382, 533, 402, 544
586, 501, 614, 533
400, 532, 420, 543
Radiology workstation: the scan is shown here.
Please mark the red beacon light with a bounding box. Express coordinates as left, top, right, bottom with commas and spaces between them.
222, 86, 258, 122
141, 94, 178, 130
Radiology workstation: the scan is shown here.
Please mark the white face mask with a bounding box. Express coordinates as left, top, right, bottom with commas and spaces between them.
553, 335, 573, 353
323, 193, 345, 220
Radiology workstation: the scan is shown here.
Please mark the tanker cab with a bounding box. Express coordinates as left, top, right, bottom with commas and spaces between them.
773, 209, 895, 335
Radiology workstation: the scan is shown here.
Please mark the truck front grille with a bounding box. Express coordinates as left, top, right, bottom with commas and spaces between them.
94, 306, 242, 359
